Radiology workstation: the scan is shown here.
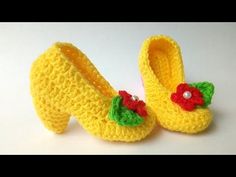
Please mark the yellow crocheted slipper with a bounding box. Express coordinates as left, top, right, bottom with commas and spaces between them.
139, 35, 215, 134
30, 42, 156, 142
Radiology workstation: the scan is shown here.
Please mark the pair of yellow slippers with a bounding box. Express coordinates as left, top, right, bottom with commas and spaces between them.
30, 35, 215, 142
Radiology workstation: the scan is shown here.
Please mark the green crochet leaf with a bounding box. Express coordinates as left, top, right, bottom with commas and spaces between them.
108, 96, 144, 126
189, 81, 215, 107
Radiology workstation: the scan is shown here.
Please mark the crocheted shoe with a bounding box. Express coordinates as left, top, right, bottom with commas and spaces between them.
30, 42, 156, 142
139, 35, 214, 134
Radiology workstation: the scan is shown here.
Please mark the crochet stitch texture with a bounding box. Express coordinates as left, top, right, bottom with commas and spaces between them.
30, 42, 156, 142
138, 35, 213, 134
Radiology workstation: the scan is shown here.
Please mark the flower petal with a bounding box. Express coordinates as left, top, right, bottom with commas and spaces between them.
192, 96, 204, 105
180, 101, 195, 111
119, 90, 131, 99
123, 99, 139, 110
136, 101, 147, 117
171, 93, 179, 102
177, 83, 189, 93
136, 105, 148, 117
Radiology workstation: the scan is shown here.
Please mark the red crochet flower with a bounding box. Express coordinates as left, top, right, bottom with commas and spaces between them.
171, 83, 204, 111
118, 90, 147, 117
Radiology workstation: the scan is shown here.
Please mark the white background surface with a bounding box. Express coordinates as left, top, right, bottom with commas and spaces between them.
0, 23, 235, 154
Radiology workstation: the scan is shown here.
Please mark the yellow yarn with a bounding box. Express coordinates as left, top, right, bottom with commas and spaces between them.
30, 42, 156, 142
139, 35, 212, 134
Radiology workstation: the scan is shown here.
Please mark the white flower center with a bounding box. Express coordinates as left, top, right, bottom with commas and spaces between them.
131, 95, 139, 101
183, 91, 192, 99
